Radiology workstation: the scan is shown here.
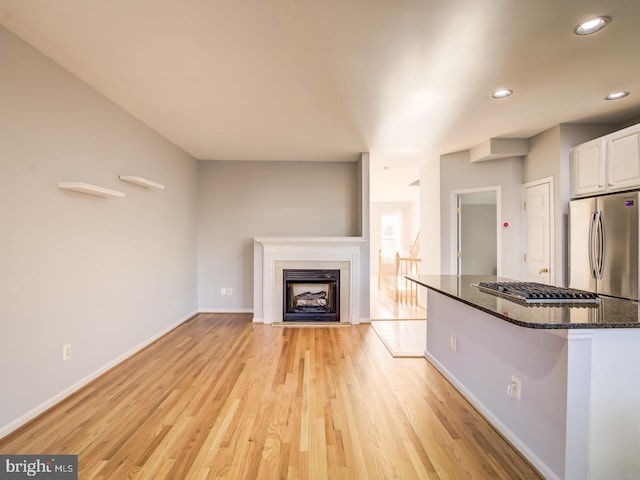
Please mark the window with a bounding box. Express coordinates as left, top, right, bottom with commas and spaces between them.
380, 214, 402, 257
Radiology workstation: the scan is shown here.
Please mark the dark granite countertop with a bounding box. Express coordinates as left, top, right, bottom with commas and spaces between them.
407, 275, 640, 329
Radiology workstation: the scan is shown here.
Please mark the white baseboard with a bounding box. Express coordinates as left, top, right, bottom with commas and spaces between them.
198, 308, 253, 314
0, 310, 198, 440
424, 351, 557, 480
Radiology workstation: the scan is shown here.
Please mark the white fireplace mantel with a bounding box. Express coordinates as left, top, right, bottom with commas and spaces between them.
253, 237, 366, 324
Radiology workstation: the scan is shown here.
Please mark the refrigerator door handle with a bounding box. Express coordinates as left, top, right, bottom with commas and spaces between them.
589, 211, 597, 279
596, 210, 605, 279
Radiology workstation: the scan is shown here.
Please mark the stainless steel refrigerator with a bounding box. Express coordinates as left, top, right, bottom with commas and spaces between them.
569, 191, 639, 300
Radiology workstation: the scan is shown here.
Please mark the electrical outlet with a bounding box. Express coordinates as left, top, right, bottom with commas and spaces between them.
450, 335, 457, 352
227, 288, 232, 296
62, 344, 72, 361
507, 375, 522, 400
220, 287, 227, 296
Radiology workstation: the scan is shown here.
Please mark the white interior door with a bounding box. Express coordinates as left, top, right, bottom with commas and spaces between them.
524, 181, 552, 284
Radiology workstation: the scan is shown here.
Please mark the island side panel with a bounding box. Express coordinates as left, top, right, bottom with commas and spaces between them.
589, 328, 640, 479
425, 289, 567, 480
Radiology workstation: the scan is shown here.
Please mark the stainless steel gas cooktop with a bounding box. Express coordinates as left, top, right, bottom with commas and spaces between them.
473, 281, 600, 304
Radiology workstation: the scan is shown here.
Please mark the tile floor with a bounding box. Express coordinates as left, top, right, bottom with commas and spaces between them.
370, 320, 426, 357
369, 274, 427, 357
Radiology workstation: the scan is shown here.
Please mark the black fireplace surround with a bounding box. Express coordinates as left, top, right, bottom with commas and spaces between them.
283, 269, 340, 322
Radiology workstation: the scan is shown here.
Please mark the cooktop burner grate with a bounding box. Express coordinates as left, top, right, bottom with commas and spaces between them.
473, 281, 600, 304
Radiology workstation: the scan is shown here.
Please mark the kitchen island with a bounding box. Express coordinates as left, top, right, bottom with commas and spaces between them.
407, 275, 640, 480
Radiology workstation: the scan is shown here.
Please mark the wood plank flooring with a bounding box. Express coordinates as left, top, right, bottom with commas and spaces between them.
0, 313, 542, 479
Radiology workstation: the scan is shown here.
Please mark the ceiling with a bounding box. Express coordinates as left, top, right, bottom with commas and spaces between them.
1, 0, 640, 200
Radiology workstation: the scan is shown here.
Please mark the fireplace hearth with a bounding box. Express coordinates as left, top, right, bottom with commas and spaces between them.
283, 269, 339, 322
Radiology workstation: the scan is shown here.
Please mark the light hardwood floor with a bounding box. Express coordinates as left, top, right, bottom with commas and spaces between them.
0, 314, 541, 479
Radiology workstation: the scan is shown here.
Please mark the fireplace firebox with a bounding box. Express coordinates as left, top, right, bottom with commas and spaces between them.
283, 269, 339, 322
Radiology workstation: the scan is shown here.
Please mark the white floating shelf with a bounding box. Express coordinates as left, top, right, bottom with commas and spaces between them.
57, 182, 126, 198
119, 175, 165, 189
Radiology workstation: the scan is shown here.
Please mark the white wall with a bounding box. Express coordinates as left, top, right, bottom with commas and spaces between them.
357, 153, 371, 322
0, 26, 198, 435
419, 155, 441, 274
197, 160, 360, 310
439, 151, 523, 279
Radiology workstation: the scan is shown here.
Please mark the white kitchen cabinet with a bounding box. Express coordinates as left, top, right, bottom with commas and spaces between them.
607, 124, 640, 192
570, 138, 606, 197
570, 123, 640, 198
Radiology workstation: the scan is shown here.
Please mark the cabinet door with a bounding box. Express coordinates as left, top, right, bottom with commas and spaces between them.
607, 125, 640, 192
571, 138, 606, 197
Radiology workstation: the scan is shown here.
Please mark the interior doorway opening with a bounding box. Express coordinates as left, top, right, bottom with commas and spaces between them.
452, 188, 500, 276
368, 150, 424, 320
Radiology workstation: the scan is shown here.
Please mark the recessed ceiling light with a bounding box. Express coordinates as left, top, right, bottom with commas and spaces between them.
575, 16, 609, 35
605, 91, 630, 100
491, 89, 513, 99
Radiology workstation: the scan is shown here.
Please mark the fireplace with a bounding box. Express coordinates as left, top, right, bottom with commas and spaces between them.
254, 236, 365, 324
283, 269, 340, 322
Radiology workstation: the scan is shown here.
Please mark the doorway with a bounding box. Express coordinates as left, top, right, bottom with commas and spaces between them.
452, 187, 500, 276
369, 203, 423, 319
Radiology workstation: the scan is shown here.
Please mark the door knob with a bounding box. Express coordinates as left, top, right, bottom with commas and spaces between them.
539, 267, 549, 274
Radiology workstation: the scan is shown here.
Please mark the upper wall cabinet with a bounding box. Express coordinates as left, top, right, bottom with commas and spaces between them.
571, 138, 606, 197
607, 126, 640, 192
571, 123, 640, 198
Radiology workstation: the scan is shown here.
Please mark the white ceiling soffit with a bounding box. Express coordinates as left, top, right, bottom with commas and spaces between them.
0, 0, 639, 164
470, 138, 530, 163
